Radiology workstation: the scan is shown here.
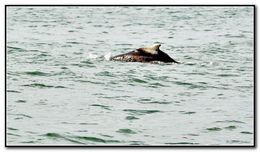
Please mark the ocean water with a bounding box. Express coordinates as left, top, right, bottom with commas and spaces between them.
6, 6, 254, 146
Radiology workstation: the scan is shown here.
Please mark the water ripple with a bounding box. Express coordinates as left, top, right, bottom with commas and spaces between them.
43, 133, 121, 144
22, 83, 66, 88
123, 109, 161, 116
24, 71, 49, 76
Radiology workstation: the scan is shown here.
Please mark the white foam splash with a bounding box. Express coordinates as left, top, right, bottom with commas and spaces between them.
87, 53, 99, 59
104, 52, 112, 61
86, 52, 112, 61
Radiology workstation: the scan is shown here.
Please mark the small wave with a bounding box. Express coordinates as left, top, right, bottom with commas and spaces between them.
226, 140, 251, 144
44, 133, 84, 144
24, 71, 49, 76
145, 75, 169, 81
215, 120, 245, 124
125, 116, 139, 120
10, 113, 32, 119
55, 86, 66, 88
174, 81, 206, 89
185, 62, 196, 66
99, 134, 113, 138
43, 133, 121, 144
74, 136, 120, 144
186, 133, 199, 136
206, 127, 222, 131
129, 141, 145, 146
15, 100, 26, 103
139, 98, 151, 101
7, 133, 21, 137
76, 80, 104, 85
79, 123, 98, 125
137, 99, 172, 104
22, 83, 66, 88
165, 142, 199, 145
90, 104, 111, 110
75, 61, 96, 68
71, 63, 95, 68
80, 60, 94, 64
221, 34, 246, 38
123, 109, 161, 116
130, 78, 148, 84
240, 131, 253, 134
224, 126, 237, 130
7, 90, 21, 93
148, 101, 172, 104
149, 82, 169, 88
20, 141, 36, 144
7, 46, 27, 53
217, 74, 240, 77
17, 114, 32, 118
174, 81, 194, 86
179, 111, 196, 114
116, 128, 137, 134
8, 127, 19, 131
22, 83, 53, 88
95, 71, 114, 77
185, 72, 207, 76
66, 41, 81, 44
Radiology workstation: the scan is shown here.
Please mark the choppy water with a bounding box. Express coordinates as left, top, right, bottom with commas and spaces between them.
6, 6, 254, 146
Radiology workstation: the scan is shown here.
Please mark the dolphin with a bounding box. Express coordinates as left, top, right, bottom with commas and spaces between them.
110, 44, 179, 63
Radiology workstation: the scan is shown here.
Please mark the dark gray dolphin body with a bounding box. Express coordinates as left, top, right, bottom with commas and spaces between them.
110, 44, 179, 63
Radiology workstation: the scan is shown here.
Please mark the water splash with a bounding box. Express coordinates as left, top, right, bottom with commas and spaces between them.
104, 52, 112, 61
85, 52, 112, 61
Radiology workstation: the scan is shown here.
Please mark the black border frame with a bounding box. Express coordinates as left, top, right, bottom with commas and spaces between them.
5, 4, 256, 148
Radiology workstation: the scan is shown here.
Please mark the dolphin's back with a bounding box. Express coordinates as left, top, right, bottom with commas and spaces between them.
110, 44, 179, 63
111, 50, 154, 62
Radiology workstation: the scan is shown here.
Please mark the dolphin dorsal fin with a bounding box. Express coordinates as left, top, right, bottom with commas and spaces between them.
141, 44, 161, 54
